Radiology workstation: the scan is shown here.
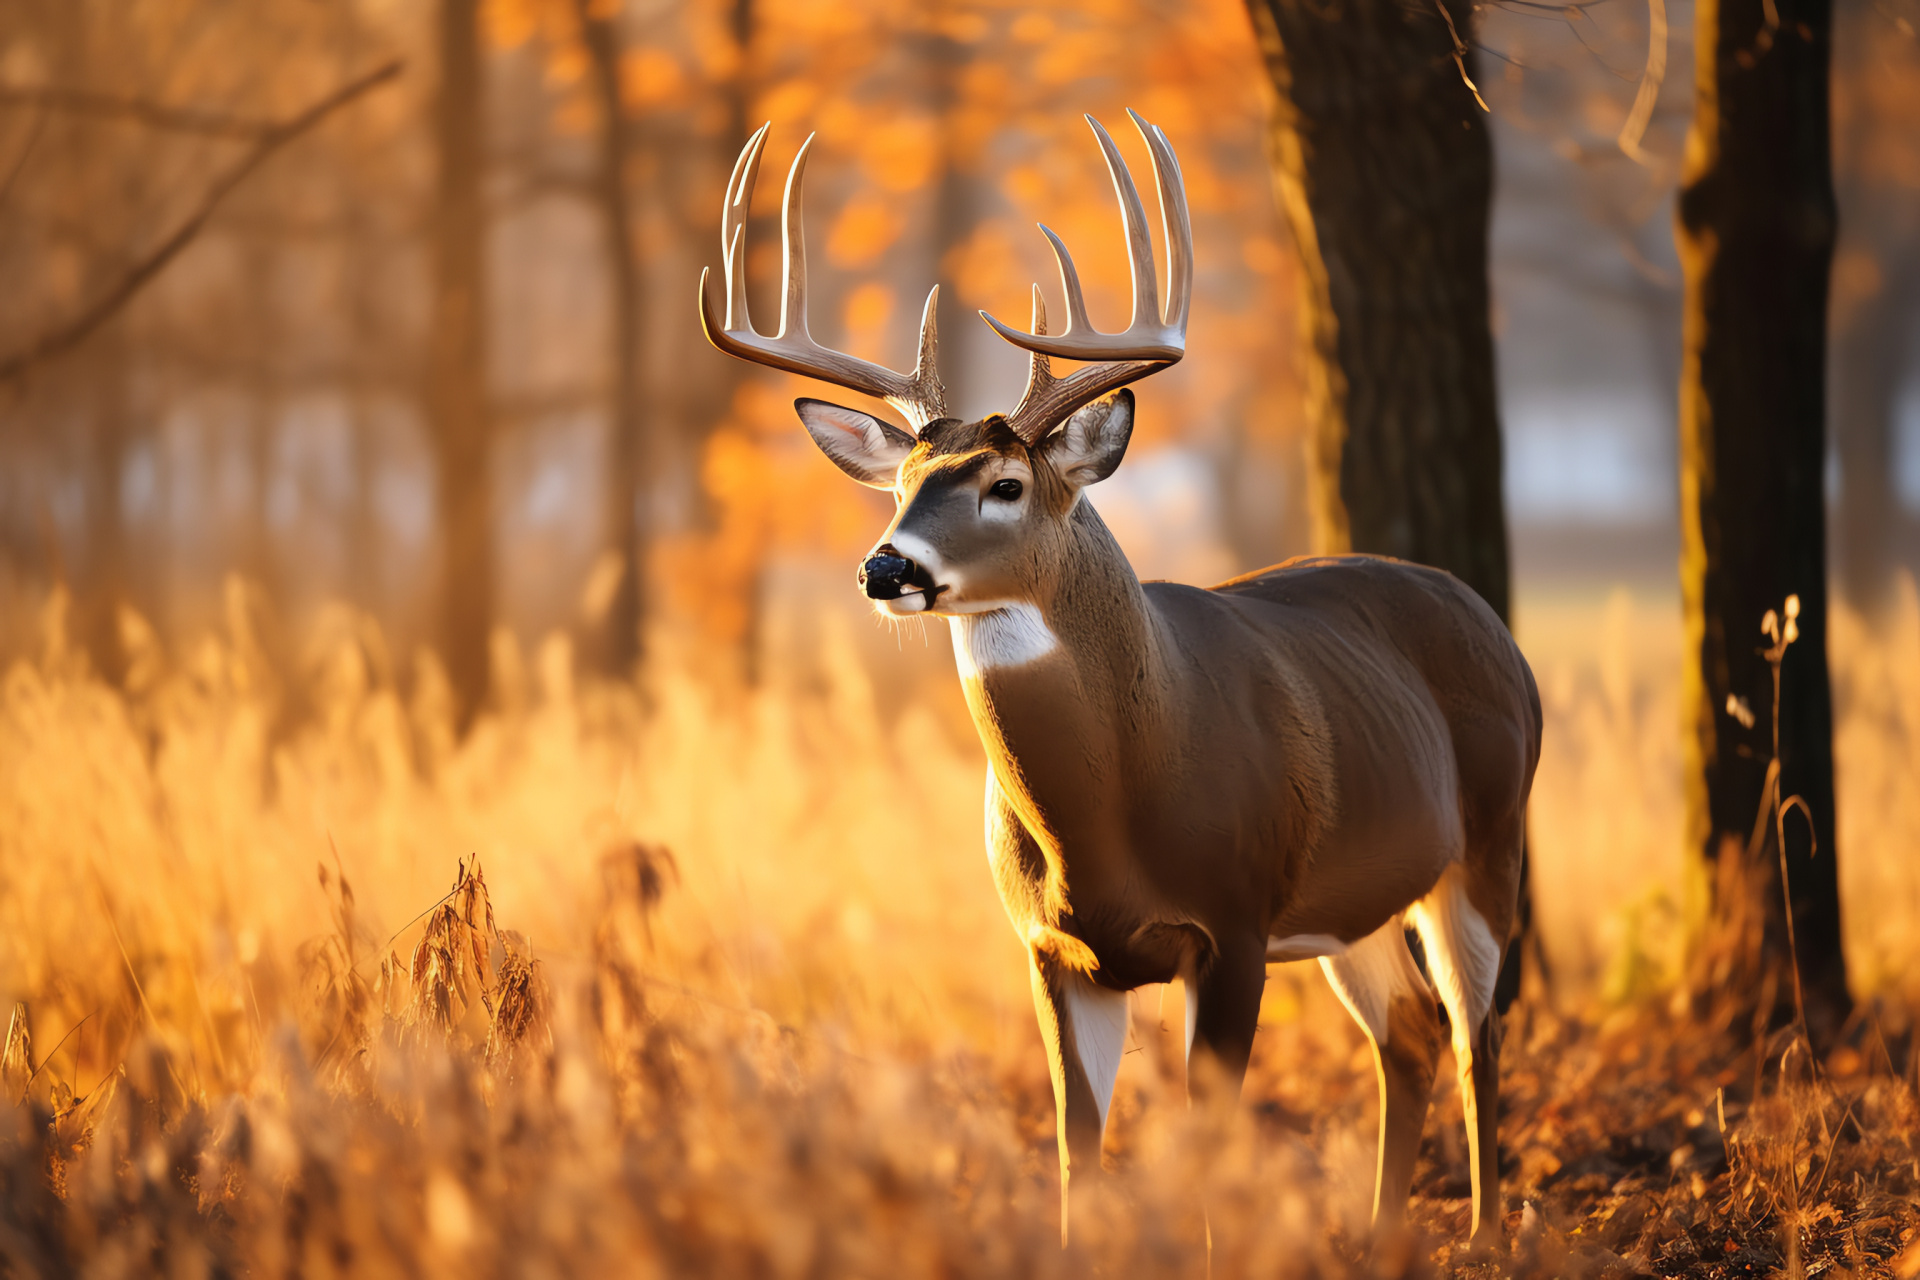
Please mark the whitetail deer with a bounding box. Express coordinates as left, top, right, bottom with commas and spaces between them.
699, 113, 1541, 1250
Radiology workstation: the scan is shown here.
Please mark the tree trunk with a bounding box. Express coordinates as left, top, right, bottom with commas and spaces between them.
1245, 0, 1526, 1004
1243, 0, 1509, 623
429, 0, 493, 727
923, 10, 975, 417
1676, 0, 1850, 1036
718, 0, 761, 683
336, 18, 384, 622
574, 0, 646, 679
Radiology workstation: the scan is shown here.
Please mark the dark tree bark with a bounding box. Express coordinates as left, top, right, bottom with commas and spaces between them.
429, 0, 493, 727
714, 0, 761, 682
1676, 0, 1850, 1034
922, 10, 975, 416
1243, 0, 1509, 623
1245, 0, 1528, 1005
573, 0, 646, 678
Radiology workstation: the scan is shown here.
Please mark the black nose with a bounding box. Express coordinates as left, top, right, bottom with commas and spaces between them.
859, 545, 918, 599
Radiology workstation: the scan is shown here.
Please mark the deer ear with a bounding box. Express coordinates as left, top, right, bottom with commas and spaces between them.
1041, 389, 1134, 489
795, 398, 917, 489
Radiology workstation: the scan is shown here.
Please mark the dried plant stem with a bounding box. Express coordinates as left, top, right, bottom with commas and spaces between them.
89, 872, 199, 1098
24, 1007, 101, 1090
1738, 597, 1819, 1052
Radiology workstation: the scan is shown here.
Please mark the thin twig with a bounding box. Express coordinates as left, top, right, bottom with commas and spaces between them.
1804, 1093, 1856, 1205
1471, 38, 1534, 67
24, 1006, 103, 1089
366, 883, 462, 974
0, 103, 47, 212
0, 59, 402, 385
1435, 0, 1492, 111
1775, 791, 1817, 1042
89, 871, 199, 1099
1566, 17, 1642, 78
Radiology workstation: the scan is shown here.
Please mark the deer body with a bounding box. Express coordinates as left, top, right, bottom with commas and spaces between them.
968, 527, 1531, 988
700, 113, 1540, 1251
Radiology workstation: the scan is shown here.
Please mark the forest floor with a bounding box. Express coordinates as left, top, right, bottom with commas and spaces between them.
3, 854, 1916, 1279
1408, 997, 1920, 1278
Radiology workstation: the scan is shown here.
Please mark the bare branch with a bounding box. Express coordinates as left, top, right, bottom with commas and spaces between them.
1435, 0, 1492, 112
0, 85, 280, 139
0, 102, 47, 213
1617, 0, 1670, 163
1483, 0, 1616, 13
0, 60, 403, 385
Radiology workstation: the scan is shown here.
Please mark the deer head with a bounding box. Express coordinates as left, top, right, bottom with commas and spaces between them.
698, 111, 1191, 622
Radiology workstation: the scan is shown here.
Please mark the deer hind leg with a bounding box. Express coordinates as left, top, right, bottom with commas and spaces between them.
1028, 949, 1129, 1246
1320, 919, 1443, 1235
1408, 864, 1507, 1248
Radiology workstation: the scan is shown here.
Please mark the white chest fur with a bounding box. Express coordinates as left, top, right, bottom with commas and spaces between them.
950, 602, 1060, 678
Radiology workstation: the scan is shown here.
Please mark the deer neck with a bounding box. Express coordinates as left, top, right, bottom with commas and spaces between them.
948, 501, 1171, 902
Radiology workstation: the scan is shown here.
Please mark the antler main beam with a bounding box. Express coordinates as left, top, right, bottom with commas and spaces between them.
698, 124, 948, 432
984, 111, 1192, 444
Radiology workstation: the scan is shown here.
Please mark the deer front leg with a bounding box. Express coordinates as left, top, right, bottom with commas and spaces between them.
1028, 947, 1128, 1246
1183, 935, 1266, 1116
1172, 937, 1267, 1269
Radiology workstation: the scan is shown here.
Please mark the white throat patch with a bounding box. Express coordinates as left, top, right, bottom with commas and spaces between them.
950, 603, 1060, 677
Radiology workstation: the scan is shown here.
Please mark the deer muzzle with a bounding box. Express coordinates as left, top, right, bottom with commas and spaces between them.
859, 546, 933, 600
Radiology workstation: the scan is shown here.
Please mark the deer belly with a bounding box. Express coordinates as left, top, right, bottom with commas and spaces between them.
1265, 933, 1349, 962
1270, 826, 1459, 946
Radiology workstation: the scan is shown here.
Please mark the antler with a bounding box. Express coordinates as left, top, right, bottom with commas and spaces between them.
982, 111, 1192, 444
698, 124, 948, 432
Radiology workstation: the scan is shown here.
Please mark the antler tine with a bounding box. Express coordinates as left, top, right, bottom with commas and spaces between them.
1087, 113, 1160, 332
1007, 285, 1059, 425
778, 134, 814, 341
723, 123, 770, 276
1036, 225, 1093, 338
911, 285, 943, 392
697, 127, 948, 431
979, 112, 1187, 366
986, 112, 1192, 444
724, 223, 750, 330
1132, 110, 1192, 333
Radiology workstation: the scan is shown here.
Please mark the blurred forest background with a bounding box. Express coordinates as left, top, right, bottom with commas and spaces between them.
3, 0, 1920, 1273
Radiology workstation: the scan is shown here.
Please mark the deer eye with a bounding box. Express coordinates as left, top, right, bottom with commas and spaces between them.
989, 478, 1023, 501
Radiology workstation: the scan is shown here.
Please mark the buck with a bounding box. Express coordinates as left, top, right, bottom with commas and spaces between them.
699, 112, 1541, 1250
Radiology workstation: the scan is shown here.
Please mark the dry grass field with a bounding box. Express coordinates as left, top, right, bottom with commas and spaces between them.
3, 578, 1919, 1278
